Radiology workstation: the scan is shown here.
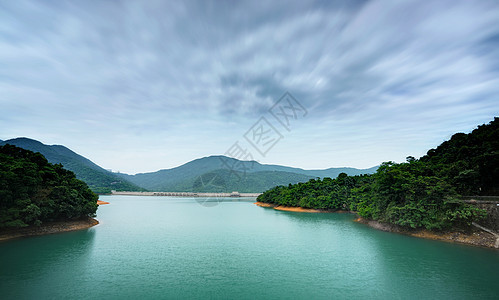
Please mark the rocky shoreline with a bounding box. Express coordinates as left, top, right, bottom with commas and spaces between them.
0, 217, 99, 242
255, 202, 498, 249
354, 217, 498, 249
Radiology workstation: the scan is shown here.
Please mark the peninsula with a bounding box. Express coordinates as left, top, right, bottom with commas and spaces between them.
0, 144, 100, 241
256, 118, 499, 249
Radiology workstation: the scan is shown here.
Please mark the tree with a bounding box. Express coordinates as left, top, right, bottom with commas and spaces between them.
257, 118, 497, 230
0, 144, 98, 228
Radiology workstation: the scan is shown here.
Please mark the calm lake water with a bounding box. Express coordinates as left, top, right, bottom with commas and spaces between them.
1, 195, 498, 299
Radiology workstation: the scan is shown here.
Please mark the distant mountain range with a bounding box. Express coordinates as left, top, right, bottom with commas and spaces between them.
1, 138, 378, 193
0, 138, 143, 194
117, 155, 378, 192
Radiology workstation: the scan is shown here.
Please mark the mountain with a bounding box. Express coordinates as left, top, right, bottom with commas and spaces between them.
0, 144, 98, 228
167, 169, 315, 193
248, 163, 379, 178
2, 138, 378, 193
0, 138, 143, 194
118, 155, 378, 192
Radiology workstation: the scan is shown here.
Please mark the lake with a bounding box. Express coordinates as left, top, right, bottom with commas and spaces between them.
1, 195, 498, 299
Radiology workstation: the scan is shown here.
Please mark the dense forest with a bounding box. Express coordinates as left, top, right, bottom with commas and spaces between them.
0, 138, 144, 194
258, 118, 498, 230
0, 144, 98, 228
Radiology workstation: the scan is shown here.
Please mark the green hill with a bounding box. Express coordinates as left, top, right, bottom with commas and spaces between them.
0, 138, 143, 194
118, 155, 377, 192
1, 138, 377, 193
258, 118, 499, 230
151, 169, 315, 193
0, 144, 98, 228
420, 119, 499, 195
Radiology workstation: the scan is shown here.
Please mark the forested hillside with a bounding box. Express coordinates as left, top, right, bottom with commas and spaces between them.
420, 119, 499, 195
0, 145, 98, 228
0, 138, 143, 194
0, 138, 376, 193
189, 169, 314, 193
118, 155, 377, 191
258, 118, 498, 230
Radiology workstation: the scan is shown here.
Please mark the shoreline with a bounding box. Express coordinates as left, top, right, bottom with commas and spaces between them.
254, 202, 498, 249
254, 201, 349, 213
354, 217, 498, 249
255, 202, 324, 213
0, 217, 99, 242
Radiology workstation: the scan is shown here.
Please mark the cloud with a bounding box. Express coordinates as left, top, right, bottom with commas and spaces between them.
1, 0, 498, 173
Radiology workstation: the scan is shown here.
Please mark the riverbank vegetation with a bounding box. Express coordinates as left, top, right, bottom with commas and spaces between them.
0, 144, 98, 228
258, 118, 498, 230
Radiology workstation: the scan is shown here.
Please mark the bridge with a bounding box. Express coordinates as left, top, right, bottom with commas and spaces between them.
110, 191, 261, 197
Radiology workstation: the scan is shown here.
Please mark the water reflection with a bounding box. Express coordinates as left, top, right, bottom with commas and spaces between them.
258, 207, 499, 298
344, 217, 499, 298
2, 197, 498, 299
0, 229, 96, 297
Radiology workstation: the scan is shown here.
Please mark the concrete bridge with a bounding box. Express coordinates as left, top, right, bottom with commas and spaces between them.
111, 191, 261, 197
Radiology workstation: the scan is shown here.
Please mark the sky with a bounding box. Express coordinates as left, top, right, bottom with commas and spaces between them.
1, 0, 498, 174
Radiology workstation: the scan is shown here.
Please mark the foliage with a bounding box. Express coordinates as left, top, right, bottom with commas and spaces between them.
258, 118, 499, 230
116, 156, 378, 192
0, 138, 145, 194
0, 138, 375, 193
0, 144, 98, 228
185, 169, 314, 193
420, 118, 499, 195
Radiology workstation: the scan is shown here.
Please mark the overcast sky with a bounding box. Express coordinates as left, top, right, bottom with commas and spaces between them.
1, 0, 498, 174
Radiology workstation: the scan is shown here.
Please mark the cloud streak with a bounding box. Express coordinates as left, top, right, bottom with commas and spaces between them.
1, 0, 498, 173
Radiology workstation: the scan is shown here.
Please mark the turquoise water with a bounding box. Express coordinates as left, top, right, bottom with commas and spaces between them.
1, 195, 498, 299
